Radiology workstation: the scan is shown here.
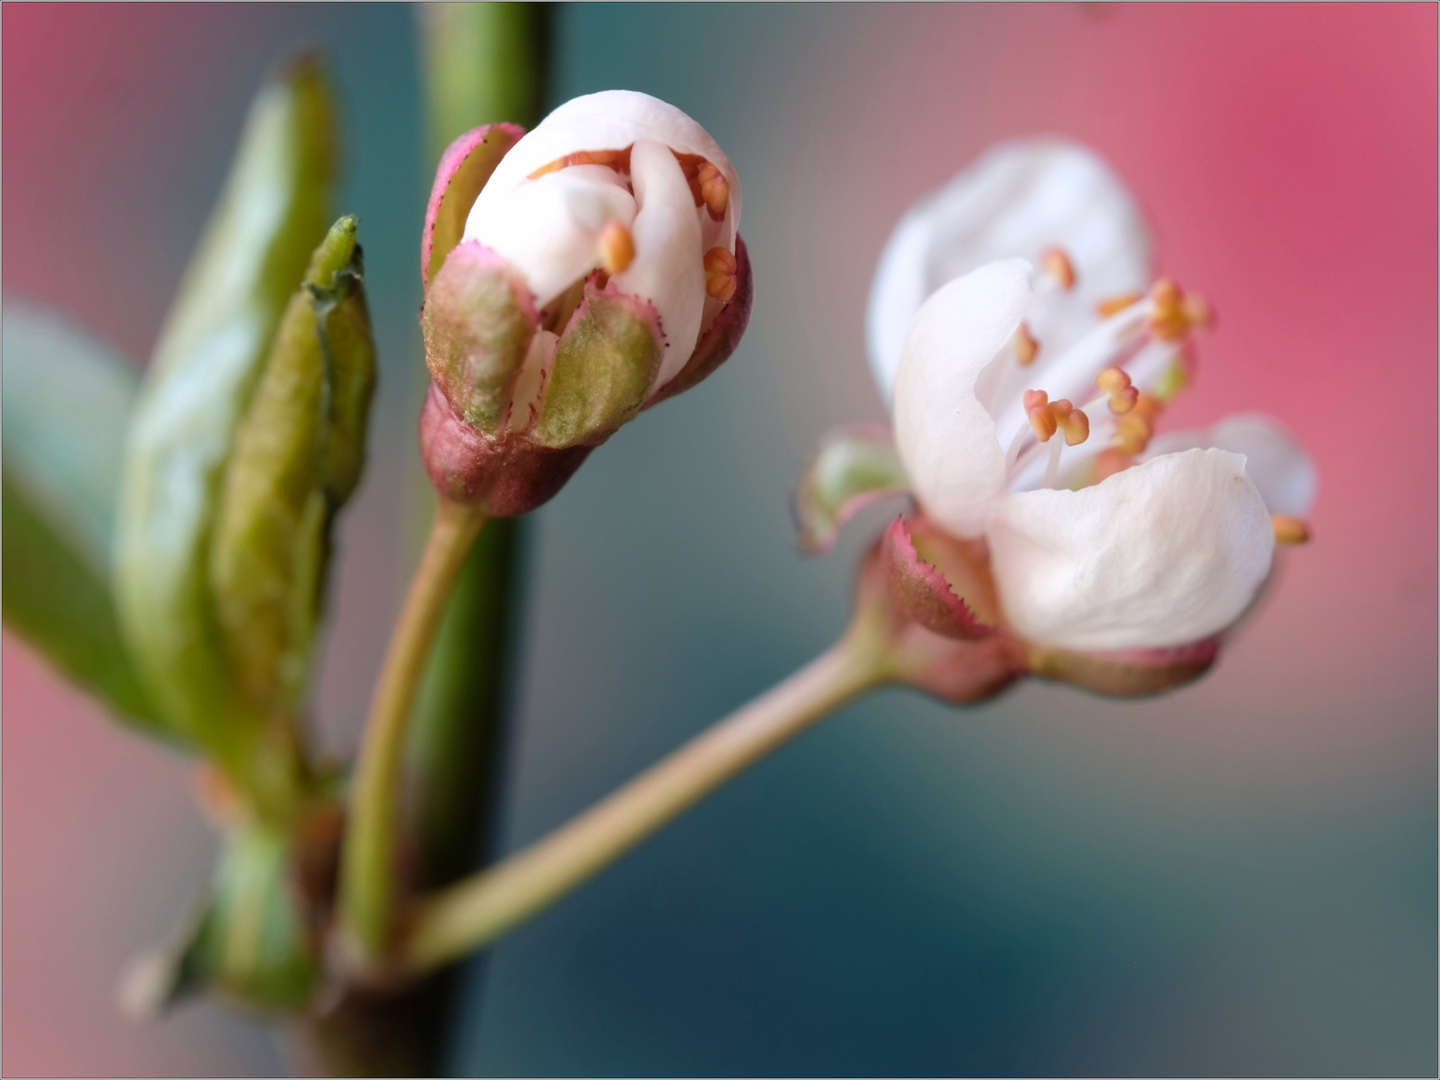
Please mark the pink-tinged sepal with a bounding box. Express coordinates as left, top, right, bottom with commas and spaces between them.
794, 425, 909, 555
422, 241, 538, 434
531, 278, 664, 449
1026, 636, 1221, 698
423, 123, 525, 291
420, 385, 592, 517
850, 542, 1022, 706
882, 515, 1001, 640
646, 235, 754, 408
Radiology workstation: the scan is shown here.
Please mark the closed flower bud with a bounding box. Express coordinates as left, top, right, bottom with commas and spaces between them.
210, 216, 377, 721
418, 91, 752, 516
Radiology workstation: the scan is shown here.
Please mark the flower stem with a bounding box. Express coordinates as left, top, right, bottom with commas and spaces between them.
398, 630, 890, 975
338, 499, 488, 961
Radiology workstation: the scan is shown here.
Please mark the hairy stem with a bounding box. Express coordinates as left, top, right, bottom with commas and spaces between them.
338, 499, 487, 960
398, 632, 890, 975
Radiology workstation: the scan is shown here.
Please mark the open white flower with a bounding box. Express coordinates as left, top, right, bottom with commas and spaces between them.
803, 140, 1315, 663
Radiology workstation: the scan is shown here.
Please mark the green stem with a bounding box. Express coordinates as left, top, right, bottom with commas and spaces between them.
398, 631, 890, 975
338, 499, 487, 961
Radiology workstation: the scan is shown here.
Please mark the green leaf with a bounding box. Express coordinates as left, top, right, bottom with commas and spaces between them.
1, 302, 169, 736
210, 217, 377, 719
114, 56, 338, 795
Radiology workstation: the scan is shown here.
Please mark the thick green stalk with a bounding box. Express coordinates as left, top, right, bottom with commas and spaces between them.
300, 7, 548, 1075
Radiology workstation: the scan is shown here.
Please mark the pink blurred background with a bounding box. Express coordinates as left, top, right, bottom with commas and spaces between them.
4, 4, 1435, 1075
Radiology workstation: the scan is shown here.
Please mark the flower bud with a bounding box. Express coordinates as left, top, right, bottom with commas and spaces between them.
115, 58, 356, 806
418, 91, 752, 517
210, 216, 377, 719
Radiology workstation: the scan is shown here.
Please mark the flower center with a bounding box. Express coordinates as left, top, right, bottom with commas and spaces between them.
1001, 264, 1211, 492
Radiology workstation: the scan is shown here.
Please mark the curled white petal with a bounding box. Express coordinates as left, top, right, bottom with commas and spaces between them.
463, 165, 636, 307
893, 259, 1033, 539
987, 448, 1275, 650
471, 90, 741, 234
1145, 414, 1318, 518
868, 139, 1151, 402
614, 140, 705, 392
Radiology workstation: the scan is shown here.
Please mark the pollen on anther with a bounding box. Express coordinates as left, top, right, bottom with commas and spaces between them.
1042, 248, 1077, 290
1148, 279, 1192, 341
1096, 366, 1139, 413
1272, 515, 1311, 545
1115, 412, 1153, 455
1024, 389, 1057, 441
1015, 322, 1040, 366
696, 161, 729, 221
704, 246, 738, 302
598, 221, 635, 274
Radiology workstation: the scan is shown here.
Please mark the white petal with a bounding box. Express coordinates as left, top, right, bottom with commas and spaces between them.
893, 259, 1033, 539
1145, 414, 1317, 517
614, 140, 706, 392
471, 90, 741, 233
868, 139, 1151, 403
464, 165, 636, 307
988, 448, 1275, 650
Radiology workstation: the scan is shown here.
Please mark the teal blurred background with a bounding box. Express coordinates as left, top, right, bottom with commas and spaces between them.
4, 4, 1435, 1075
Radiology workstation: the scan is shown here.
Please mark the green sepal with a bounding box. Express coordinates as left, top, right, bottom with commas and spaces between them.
1, 303, 169, 737
795, 426, 910, 554
422, 242, 536, 434
210, 217, 376, 719
114, 57, 337, 787
531, 283, 663, 449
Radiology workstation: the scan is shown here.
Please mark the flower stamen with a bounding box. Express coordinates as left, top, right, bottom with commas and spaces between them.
1015, 321, 1040, 366
674, 153, 730, 220
1041, 248, 1077, 291
1024, 389, 1058, 441
529, 147, 633, 179
1272, 515, 1311, 545
704, 246, 738, 302
597, 220, 636, 274
1096, 366, 1139, 413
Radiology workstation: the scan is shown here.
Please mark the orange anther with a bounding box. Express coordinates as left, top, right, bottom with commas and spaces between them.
1115, 412, 1153, 455
1148, 278, 1193, 341
696, 160, 729, 220
1131, 391, 1164, 422
1059, 403, 1088, 446
704, 246, 738, 302
1096, 366, 1139, 413
598, 220, 635, 274
1024, 389, 1058, 441
1042, 248, 1077, 290
1015, 322, 1040, 366
529, 147, 633, 180
1097, 291, 1143, 318
1053, 400, 1090, 446
1272, 515, 1311, 545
